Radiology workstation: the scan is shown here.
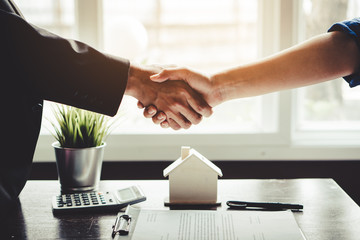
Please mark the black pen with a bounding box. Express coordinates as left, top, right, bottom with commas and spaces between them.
226, 200, 303, 211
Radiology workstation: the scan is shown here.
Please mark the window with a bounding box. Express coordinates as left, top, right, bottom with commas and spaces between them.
292, 0, 360, 150
15, 0, 360, 161
15, 0, 75, 39
102, 0, 267, 134
295, 0, 360, 134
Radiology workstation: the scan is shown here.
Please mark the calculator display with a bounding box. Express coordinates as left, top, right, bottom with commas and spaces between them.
117, 188, 135, 200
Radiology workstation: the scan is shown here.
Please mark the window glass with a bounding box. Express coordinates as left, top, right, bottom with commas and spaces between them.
15, 0, 75, 39
296, 0, 360, 131
102, 0, 266, 134
15, 0, 273, 134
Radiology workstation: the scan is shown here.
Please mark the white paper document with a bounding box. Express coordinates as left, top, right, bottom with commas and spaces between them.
128, 207, 305, 240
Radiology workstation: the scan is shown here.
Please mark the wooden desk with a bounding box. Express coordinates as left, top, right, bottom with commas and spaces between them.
5, 179, 360, 239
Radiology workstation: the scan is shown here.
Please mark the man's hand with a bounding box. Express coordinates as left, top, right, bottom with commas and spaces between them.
137, 67, 222, 126
125, 64, 213, 130
151, 67, 222, 106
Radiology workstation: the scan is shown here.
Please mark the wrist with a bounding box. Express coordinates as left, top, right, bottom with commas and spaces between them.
125, 63, 157, 105
125, 63, 137, 97
125, 63, 145, 99
208, 74, 224, 107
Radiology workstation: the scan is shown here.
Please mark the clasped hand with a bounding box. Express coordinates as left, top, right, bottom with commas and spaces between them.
126, 64, 217, 130
129, 66, 221, 130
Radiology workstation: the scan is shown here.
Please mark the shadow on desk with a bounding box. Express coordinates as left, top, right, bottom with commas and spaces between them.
30, 160, 360, 206
1, 200, 27, 239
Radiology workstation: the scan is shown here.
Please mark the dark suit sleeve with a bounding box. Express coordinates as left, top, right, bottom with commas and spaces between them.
2, 9, 130, 116
0, 8, 130, 219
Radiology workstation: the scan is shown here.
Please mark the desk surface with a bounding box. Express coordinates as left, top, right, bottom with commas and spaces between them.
5, 179, 360, 240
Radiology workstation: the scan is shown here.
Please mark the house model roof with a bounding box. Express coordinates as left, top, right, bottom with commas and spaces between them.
163, 147, 223, 177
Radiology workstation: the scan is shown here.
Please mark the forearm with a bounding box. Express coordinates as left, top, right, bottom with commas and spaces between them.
211, 31, 360, 103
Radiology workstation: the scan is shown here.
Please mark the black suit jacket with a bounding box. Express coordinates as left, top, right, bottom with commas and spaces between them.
0, 0, 130, 219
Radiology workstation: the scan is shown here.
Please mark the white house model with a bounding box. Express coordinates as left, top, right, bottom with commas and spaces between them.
163, 146, 223, 205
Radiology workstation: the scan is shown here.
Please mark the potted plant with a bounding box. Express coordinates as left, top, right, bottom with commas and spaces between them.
50, 104, 114, 193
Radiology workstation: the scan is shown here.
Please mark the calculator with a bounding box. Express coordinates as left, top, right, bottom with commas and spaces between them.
52, 185, 146, 213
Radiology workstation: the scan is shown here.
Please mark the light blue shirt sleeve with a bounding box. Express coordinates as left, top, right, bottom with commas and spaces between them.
328, 18, 360, 88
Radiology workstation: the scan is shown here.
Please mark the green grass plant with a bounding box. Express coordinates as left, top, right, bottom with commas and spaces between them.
50, 105, 113, 148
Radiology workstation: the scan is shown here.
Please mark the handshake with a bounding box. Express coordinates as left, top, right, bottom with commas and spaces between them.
125, 63, 223, 130
125, 30, 355, 130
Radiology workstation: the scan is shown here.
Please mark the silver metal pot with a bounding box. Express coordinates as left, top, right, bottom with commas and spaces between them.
52, 142, 106, 193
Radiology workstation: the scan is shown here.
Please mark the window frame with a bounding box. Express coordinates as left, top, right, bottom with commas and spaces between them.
33, 0, 360, 162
